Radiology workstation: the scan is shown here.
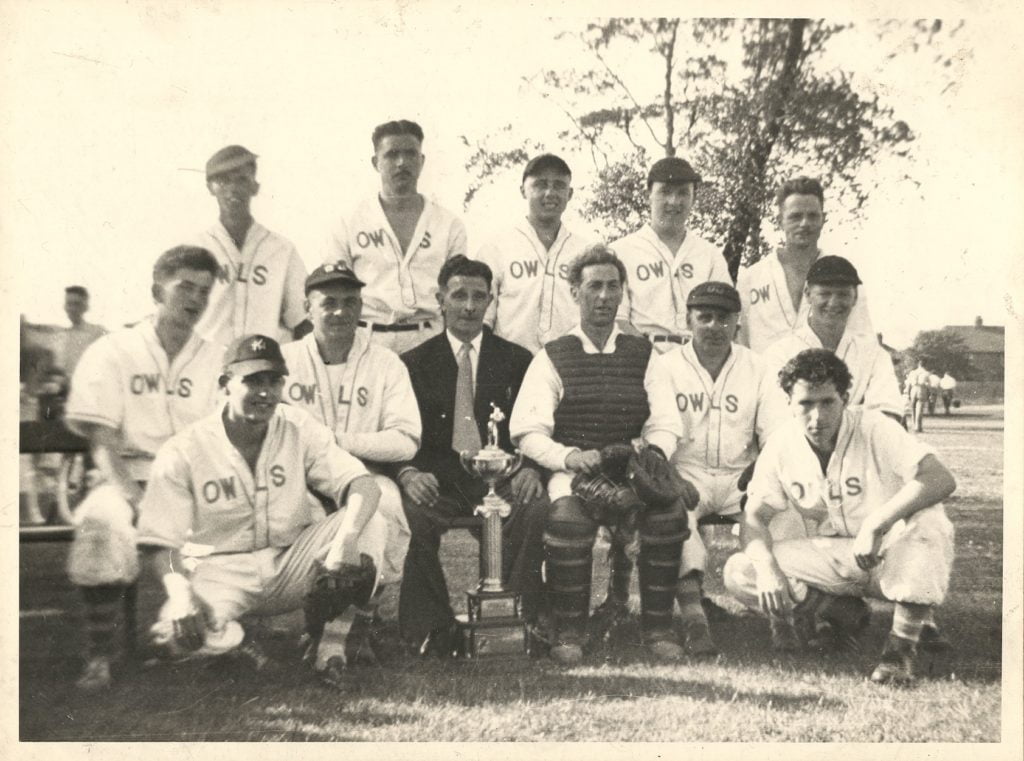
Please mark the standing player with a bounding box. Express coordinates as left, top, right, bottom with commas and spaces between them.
646, 282, 788, 654
510, 245, 692, 665
191, 145, 308, 346
324, 120, 468, 355
760, 256, 903, 420
474, 153, 591, 353
64, 246, 226, 690
137, 335, 387, 687
939, 372, 957, 415
281, 261, 421, 660
60, 286, 107, 375
737, 177, 873, 353
723, 350, 956, 685
610, 157, 731, 351
904, 360, 932, 433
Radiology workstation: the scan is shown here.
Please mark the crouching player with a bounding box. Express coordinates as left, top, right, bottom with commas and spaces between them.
136, 334, 387, 687
723, 349, 956, 685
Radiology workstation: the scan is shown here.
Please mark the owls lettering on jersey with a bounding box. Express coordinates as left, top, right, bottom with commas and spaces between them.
66, 319, 225, 481
191, 221, 307, 346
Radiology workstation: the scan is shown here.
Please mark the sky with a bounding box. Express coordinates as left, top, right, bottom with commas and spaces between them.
3, 1, 1023, 350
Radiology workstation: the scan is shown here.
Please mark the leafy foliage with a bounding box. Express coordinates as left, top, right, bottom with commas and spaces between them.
906, 329, 977, 379
462, 19, 965, 277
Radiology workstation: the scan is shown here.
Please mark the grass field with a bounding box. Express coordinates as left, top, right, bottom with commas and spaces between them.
19, 407, 1006, 742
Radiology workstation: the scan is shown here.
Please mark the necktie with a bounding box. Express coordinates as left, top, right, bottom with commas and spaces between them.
452, 342, 482, 454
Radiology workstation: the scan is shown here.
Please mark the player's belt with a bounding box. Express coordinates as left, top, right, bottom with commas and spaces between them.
358, 320, 433, 333
647, 334, 684, 344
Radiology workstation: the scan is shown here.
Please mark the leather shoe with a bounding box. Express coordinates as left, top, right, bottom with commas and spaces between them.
418, 621, 465, 659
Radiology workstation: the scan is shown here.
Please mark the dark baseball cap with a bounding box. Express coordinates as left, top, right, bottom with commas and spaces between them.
647, 157, 701, 187
206, 145, 258, 180
686, 281, 741, 312
223, 334, 288, 378
304, 261, 366, 294
522, 153, 572, 182
807, 256, 862, 286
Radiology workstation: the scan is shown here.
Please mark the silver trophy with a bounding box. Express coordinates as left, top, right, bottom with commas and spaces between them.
456, 403, 527, 655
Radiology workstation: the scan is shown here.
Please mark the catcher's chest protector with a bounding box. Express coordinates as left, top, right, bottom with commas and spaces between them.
547, 334, 651, 450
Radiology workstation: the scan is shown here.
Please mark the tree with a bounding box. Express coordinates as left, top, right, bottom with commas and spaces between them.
905, 329, 976, 380
462, 18, 964, 276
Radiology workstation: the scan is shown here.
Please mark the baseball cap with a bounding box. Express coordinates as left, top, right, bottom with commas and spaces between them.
522, 153, 572, 182
686, 281, 741, 312
305, 261, 366, 294
223, 334, 288, 378
206, 145, 258, 180
806, 256, 862, 286
647, 157, 701, 187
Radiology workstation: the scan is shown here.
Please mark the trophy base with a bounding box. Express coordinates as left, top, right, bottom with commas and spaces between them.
455, 588, 528, 658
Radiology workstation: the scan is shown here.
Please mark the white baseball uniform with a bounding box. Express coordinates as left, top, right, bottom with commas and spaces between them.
137, 402, 387, 626
190, 221, 308, 347
610, 224, 731, 350
64, 317, 225, 586
510, 324, 682, 501
645, 341, 789, 575
736, 250, 873, 353
760, 322, 904, 418
474, 220, 591, 354
904, 366, 931, 402
723, 409, 954, 608
280, 331, 420, 584
324, 195, 468, 355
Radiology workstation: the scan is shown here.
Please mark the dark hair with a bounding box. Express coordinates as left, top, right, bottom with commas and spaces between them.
65, 285, 89, 299
372, 120, 424, 151
778, 348, 852, 396
153, 246, 220, 284
568, 244, 627, 287
775, 176, 825, 210
437, 255, 492, 290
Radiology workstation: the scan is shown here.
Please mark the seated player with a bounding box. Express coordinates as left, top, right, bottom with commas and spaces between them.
64, 246, 225, 691
397, 256, 547, 657
136, 335, 388, 688
510, 245, 695, 665
723, 349, 956, 685
761, 256, 903, 421
281, 261, 421, 661
646, 282, 788, 655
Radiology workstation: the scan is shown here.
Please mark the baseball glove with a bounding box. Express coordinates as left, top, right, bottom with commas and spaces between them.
304, 553, 377, 629
572, 470, 644, 526
628, 445, 700, 511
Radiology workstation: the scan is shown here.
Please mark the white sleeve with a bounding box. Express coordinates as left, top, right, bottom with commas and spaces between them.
65, 338, 122, 434
755, 364, 791, 446
864, 348, 905, 417
509, 350, 576, 471
324, 216, 353, 265
337, 356, 421, 462
869, 415, 937, 483
473, 239, 500, 328
745, 436, 791, 513
642, 354, 682, 457
136, 440, 195, 550
303, 416, 372, 503
281, 247, 309, 331
448, 217, 469, 259
709, 244, 732, 284
849, 288, 874, 336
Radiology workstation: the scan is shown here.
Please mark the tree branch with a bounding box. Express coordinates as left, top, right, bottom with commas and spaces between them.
590, 44, 663, 148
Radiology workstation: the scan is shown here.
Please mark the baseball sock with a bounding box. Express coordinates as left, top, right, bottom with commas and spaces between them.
892, 602, 929, 643
81, 584, 125, 659
675, 572, 706, 621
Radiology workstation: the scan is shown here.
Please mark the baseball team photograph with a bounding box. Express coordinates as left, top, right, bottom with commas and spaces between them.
9, 2, 1020, 752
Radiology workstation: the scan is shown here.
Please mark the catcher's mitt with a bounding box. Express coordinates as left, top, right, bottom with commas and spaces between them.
628, 445, 700, 511
572, 469, 643, 526
304, 553, 377, 629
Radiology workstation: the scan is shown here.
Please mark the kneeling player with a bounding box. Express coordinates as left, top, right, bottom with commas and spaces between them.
723, 349, 956, 685
136, 335, 387, 687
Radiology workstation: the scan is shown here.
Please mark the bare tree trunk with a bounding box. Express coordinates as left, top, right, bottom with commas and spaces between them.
662, 20, 679, 156
724, 18, 808, 280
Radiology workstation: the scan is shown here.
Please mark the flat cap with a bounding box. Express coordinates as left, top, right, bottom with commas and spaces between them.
223, 334, 288, 378
522, 153, 572, 182
305, 261, 366, 294
206, 145, 258, 180
806, 256, 862, 286
647, 156, 701, 187
686, 281, 741, 312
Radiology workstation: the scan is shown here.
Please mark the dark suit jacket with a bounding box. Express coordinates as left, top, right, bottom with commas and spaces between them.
400, 327, 534, 492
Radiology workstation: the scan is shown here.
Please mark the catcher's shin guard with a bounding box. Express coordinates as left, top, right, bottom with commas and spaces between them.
303, 554, 377, 641
638, 503, 688, 642
544, 497, 597, 646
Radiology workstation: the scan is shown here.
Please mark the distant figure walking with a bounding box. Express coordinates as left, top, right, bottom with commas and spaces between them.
939, 372, 958, 415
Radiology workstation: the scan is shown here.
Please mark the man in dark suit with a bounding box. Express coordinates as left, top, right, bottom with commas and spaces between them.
397, 256, 547, 656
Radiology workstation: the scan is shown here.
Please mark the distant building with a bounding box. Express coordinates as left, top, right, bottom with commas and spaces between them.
943, 316, 1005, 382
